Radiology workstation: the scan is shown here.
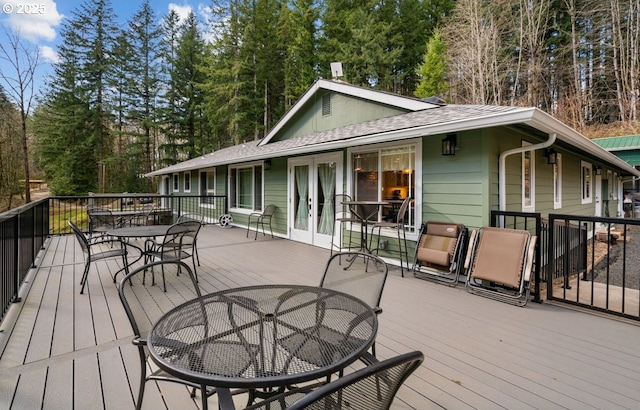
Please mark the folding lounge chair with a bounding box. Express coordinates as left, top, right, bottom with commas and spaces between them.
464, 226, 537, 307
412, 221, 468, 286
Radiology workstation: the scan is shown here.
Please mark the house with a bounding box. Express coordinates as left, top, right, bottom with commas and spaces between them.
146, 79, 640, 261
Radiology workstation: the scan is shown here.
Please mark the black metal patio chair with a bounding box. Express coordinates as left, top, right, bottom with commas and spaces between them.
218, 351, 424, 410
246, 204, 277, 240
68, 220, 130, 294
278, 251, 389, 368
143, 220, 201, 290
117, 260, 216, 410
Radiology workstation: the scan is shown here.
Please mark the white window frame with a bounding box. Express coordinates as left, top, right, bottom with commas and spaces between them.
173, 174, 179, 192
184, 172, 191, 193
228, 162, 265, 214
199, 169, 216, 207
347, 139, 422, 240
553, 153, 562, 209
522, 142, 535, 212
581, 161, 592, 204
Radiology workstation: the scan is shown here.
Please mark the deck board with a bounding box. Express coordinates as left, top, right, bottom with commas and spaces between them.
1, 225, 640, 409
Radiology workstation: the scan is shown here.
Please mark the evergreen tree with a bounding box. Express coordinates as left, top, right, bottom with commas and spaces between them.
126, 0, 162, 190
415, 31, 449, 99
280, 0, 320, 109
171, 12, 209, 159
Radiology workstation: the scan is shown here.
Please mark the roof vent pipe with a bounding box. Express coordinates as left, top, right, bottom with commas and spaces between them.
499, 132, 557, 213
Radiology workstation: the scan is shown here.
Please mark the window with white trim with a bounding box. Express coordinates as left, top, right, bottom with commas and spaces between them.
200, 169, 216, 206
184, 172, 191, 193
522, 142, 535, 211
581, 161, 592, 204
173, 174, 179, 192
553, 153, 562, 209
349, 142, 418, 234
229, 163, 264, 211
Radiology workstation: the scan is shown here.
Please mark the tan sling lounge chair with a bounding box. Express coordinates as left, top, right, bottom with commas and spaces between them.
412, 221, 468, 286
464, 226, 537, 306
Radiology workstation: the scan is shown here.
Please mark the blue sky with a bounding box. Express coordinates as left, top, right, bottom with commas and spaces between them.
0, 0, 211, 98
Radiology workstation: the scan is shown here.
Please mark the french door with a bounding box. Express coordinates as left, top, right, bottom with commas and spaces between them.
289, 153, 343, 248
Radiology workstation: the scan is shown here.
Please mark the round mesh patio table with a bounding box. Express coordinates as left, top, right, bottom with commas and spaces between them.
147, 284, 378, 394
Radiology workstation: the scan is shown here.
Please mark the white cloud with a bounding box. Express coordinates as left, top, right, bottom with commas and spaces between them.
168, 3, 192, 23
39, 45, 59, 63
1, 0, 63, 43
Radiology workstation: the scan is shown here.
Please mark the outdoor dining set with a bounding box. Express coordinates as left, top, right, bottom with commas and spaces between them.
67, 203, 424, 409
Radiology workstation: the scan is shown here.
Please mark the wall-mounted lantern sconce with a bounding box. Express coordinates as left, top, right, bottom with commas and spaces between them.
594, 165, 601, 175
442, 133, 457, 156
264, 159, 272, 171
544, 148, 558, 165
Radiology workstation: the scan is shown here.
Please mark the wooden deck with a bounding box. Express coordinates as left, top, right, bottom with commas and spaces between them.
1, 224, 640, 409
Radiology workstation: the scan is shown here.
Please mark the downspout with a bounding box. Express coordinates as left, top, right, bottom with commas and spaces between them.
499, 133, 557, 212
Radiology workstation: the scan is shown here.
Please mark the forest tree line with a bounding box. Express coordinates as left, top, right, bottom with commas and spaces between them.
1, 0, 639, 200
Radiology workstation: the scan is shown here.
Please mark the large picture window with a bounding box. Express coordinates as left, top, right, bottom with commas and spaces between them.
229, 163, 264, 211
350, 143, 418, 233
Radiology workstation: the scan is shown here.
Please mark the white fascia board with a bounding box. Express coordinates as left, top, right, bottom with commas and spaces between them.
525, 109, 640, 176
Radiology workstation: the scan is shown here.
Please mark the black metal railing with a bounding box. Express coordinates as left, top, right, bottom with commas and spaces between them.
49, 194, 228, 234
547, 214, 640, 321
0, 194, 227, 325
0, 199, 49, 323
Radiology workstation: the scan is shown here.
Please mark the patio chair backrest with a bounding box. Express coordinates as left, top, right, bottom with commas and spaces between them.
417, 222, 462, 267
320, 251, 388, 311
118, 260, 202, 341
68, 220, 90, 256
177, 213, 204, 224
470, 227, 530, 288
395, 196, 412, 224
158, 221, 200, 257
262, 204, 277, 217
245, 351, 424, 410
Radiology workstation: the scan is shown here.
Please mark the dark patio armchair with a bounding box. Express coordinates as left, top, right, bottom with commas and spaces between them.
68, 220, 130, 294
117, 260, 215, 410
86, 206, 125, 242
246, 204, 277, 240
143, 220, 201, 291
218, 351, 424, 410
369, 196, 412, 276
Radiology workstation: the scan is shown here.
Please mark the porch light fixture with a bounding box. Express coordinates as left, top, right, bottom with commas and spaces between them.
544, 148, 558, 165
594, 165, 601, 175
264, 159, 272, 170
442, 133, 457, 156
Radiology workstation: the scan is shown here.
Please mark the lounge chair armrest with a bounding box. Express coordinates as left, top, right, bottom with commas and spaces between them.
522, 236, 537, 282
464, 230, 478, 270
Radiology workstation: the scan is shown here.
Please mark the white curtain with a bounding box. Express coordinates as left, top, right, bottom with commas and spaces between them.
318, 163, 336, 235
295, 166, 309, 230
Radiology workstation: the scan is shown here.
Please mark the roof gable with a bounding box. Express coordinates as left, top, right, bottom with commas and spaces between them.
259, 79, 438, 146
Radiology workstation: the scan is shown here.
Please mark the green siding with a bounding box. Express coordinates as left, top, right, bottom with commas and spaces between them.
422, 130, 487, 230
271, 91, 408, 142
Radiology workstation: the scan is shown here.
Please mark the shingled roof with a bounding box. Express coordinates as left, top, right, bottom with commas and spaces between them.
146, 104, 524, 176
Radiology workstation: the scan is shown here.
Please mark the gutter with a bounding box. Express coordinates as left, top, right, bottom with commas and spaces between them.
499, 133, 557, 212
